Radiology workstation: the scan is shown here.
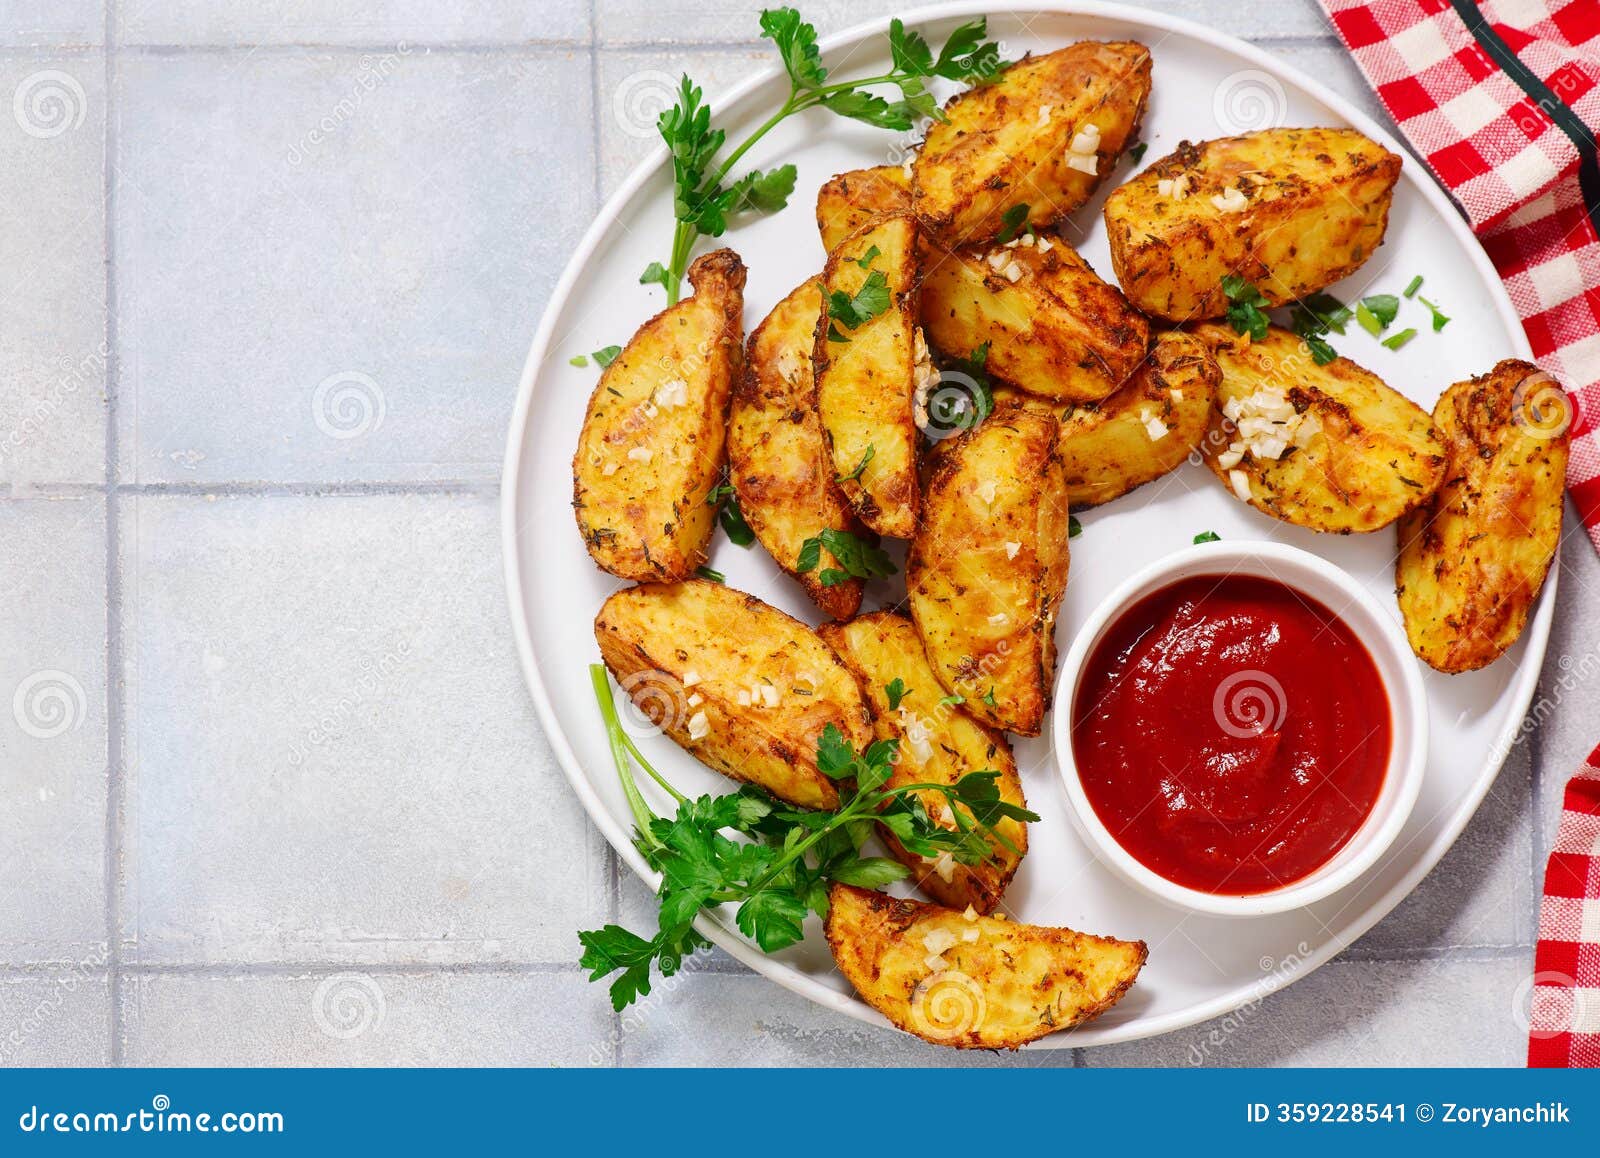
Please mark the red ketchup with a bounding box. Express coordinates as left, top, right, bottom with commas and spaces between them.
1071, 574, 1390, 895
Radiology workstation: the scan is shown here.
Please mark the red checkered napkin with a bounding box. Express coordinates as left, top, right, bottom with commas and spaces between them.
1317, 0, 1600, 1066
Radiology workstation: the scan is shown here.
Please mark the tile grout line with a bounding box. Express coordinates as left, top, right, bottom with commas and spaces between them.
102, 0, 124, 1068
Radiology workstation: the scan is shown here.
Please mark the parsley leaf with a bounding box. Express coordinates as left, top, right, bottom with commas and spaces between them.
1193, 530, 1221, 544
760, 8, 828, 91
981, 687, 998, 708
705, 482, 755, 547
1222, 275, 1271, 341
1356, 294, 1400, 335
1381, 327, 1417, 350
1418, 295, 1450, 331
1128, 141, 1148, 164
997, 202, 1030, 243
568, 354, 588, 368
1069, 514, 1083, 538
885, 677, 909, 711
796, 527, 897, 585
591, 345, 622, 368
639, 261, 671, 290
837, 445, 874, 484
938, 693, 965, 707
1289, 292, 1350, 365
827, 270, 891, 331
853, 244, 881, 270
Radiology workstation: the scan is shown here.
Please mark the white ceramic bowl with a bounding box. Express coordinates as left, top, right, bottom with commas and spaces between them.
1052, 539, 1428, 918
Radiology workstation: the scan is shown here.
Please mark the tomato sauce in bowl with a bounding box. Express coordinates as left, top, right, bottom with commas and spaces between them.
1070, 574, 1391, 896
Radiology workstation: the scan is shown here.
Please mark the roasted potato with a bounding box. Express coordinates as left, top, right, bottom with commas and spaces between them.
1195, 323, 1446, 533
816, 165, 910, 254
573, 250, 745, 580
913, 40, 1151, 246
818, 612, 1027, 913
825, 884, 1146, 1049
1104, 128, 1401, 321
908, 402, 1070, 736
815, 212, 925, 539
1396, 360, 1569, 673
730, 279, 865, 619
921, 233, 1147, 403
594, 580, 872, 809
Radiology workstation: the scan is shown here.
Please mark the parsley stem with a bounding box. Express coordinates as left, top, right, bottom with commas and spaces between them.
618, 728, 686, 805
589, 664, 664, 847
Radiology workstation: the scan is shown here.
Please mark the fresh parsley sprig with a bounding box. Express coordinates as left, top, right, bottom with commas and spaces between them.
579, 665, 1035, 1010
796, 527, 897, 587
646, 9, 1007, 304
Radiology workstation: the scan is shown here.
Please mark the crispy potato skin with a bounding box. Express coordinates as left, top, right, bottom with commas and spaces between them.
573, 250, 746, 580
1396, 360, 1569, 673
730, 279, 865, 620
816, 166, 911, 254
913, 41, 1151, 245
593, 580, 872, 809
1104, 128, 1401, 321
1196, 323, 1446, 533
996, 330, 1220, 507
922, 236, 1148, 403
815, 213, 923, 539
818, 612, 1027, 913
825, 884, 1146, 1049
908, 403, 1070, 736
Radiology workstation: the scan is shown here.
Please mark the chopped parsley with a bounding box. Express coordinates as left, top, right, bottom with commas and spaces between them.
1403, 275, 1423, 299
591, 345, 623, 368
1381, 327, 1418, 351
997, 202, 1030, 243
1128, 141, 1148, 164
695, 565, 725, 583
938, 693, 965, 707
837, 445, 875, 484
981, 687, 998, 708
1355, 294, 1400, 336
1221, 275, 1270, 341
1193, 530, 1221, 544
885, 678, 909, 711
852, 244, 881, 270
1068, 514, 1083, 538
705, 483, 755, 547
1418, 295, 1450, 331
639, 261, 671, 290
569, 354, 588, 368
827, 270, 891, 333
1289, 292, 1351, 365
795, 527, 897, 587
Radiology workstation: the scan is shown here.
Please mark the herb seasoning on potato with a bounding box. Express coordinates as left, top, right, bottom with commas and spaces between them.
573, 249, 746, 581
1396, 360, 1569, 673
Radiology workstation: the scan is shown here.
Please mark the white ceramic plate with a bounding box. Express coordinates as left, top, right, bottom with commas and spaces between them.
503, 2, 1554, 1047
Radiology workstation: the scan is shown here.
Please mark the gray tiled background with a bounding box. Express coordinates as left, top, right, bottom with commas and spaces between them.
1, 0, 1595, 1067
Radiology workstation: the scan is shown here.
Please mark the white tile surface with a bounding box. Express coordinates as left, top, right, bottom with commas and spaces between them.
0, 496, 107, 965
0, 970, 111, 1065
112, 48, 592, 485
0, 2, 103, 47
122, 969, 610, 1065
116, 1, 588, 45
1090, 958, 1531, 1067
120, 493, 608, 965
1534, 516, 1600, 854
0, 56, 107, 486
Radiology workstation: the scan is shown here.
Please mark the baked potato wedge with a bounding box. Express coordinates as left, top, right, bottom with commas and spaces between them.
573, 249, 746, 580
825, 884, 1147, 1048
1195, 323, 1446, 533
907, 402, 1070, 736
818, 612, 1027, 913
815, 212, 925, 539
730, 279, 865, 620
816, 165, 910, 254
1396, 360, 1569, 673
921, 233, 1147, 403
913, 40, 1151, 245
594, 579, 872, 809
1104, 128, 1401, 321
